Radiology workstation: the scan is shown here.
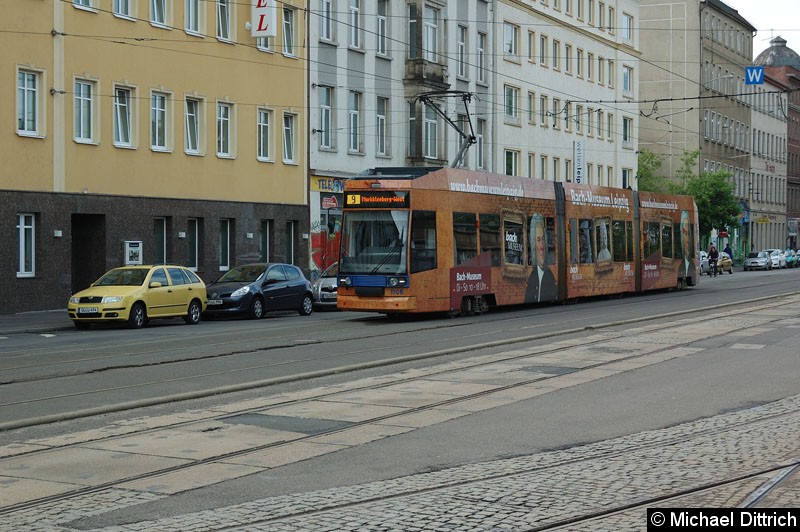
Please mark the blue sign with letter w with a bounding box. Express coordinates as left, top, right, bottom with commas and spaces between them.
745, 66, 764, 85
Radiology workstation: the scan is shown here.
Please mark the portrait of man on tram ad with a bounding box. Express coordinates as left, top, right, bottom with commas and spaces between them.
525, 213, 557, 303
594, 217, 613, 272
678, 209, 696, 278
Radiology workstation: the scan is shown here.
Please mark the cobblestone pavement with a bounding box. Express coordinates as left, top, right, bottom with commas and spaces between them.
2, 299, 800, 531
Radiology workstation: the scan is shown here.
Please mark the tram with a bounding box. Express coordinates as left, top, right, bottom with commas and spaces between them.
336, 167, 699, 315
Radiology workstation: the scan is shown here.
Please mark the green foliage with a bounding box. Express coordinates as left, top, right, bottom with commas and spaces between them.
637, 149, 741, 237
683, 170, 741, 237
636, 149, 667, 193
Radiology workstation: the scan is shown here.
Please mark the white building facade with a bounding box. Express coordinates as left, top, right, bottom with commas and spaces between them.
494, 0, 640, 188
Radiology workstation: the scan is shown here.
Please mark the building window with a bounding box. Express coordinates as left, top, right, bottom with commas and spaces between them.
607, 113, 614, 142
283, 8, 295, 56
74, 0, 93, 8
423, 103, 438, 159
187, 218, 199, 269
408, 101, 417, 157
348, 90, 361, 153
528, 91, 536, 123
320, 0, 333, 41
607, 59, 615, 88
17, 70, 40, 136
185, 97, 202, 154
154, 217, 167, 264
476, 118, 486, 170
597, 56, 604, 85
503, 22, 518, 58
151, 91, 169, 151
540, 94, 548, 126
623, 65, 633, 94
423, 6, 439, 62
552, 39, 560, 70
113, 86, 133, 147
286, 221, 297, 264
114, 0, 131, 17
553, 98, 561, 129
377, 0, 388, 55
622, 13, 633, 41
185, 0, 200, 32
16, 213, 35, 277
349, 0, 361, 48
577, 48, 584, 78
539, 35, 548, 66
477, 32, 487, 83
260, 220, 272, 262
457, 25, 468, 77
216, 102, 232, 157
565, 44, 572, 74
376, 96, 388, 155
575, 104, 583, 133
319, 86, 333, 149
505, 150, 518, 176
219, 219, 231, 271
151, 0, 167, 26
623, 116, 633, 147
283, 112, 296, 162
257, 107, 272, 161
540, 155, 548, 180
622, 168, 632, 189
216, 0, 230, 40
504, 85, 519, 121
74, 79, 95, 143
257, 36, 273, 52
587, 52, 594, 81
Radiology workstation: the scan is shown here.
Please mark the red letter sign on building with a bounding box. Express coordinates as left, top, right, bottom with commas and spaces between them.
252, 0, 277, 37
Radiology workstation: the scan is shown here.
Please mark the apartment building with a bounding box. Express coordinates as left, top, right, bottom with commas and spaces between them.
638, 0, 790, 253
496, 0, 640, 189
3, 0, 308, 313
756, 37, 800, 249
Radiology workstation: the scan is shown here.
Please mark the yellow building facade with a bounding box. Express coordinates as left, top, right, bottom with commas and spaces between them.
2, 0, 307, 312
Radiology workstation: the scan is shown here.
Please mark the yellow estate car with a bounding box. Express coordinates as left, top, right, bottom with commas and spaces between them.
68, 265, 207, 330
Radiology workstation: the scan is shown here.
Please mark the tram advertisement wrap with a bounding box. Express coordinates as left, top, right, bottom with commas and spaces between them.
450, 267, 492, 308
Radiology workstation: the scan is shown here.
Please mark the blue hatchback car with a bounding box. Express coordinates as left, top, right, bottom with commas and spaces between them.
204, 263, 313, 319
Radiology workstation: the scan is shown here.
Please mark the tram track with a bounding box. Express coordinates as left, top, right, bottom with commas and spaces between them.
1, 295, 796, 522
0, 289, 783, 430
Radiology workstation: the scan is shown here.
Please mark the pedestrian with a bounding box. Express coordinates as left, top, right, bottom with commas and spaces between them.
723, 243, 732, 259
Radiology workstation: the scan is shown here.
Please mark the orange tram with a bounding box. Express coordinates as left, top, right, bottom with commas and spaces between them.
336, 167, 700, 316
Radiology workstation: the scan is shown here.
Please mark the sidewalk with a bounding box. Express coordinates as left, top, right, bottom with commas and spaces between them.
0, 310, 73, 335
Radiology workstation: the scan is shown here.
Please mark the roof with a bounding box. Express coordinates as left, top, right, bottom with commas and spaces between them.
755, 37, 800, 69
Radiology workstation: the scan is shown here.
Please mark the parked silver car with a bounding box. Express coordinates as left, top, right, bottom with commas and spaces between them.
743, 251, 771, 271
312, 262, 339, 309
764, 249, 786, 269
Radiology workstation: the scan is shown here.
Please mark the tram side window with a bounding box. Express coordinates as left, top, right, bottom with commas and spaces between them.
503, 218, 524, 265
626, 221, 634, 261
594, 218, 612, 262
580, 219, 593, 263
479, 213, 501, 266
453, 212, 478, 265
662, 222, 674, 259
545, 217, 556, 265
643, 221, 661, 259
410, 210, 437, 273
612, 220, 626, 262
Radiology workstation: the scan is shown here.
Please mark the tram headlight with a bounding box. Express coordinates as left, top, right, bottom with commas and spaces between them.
387, 276, 408, 288
338, 276, 352, 287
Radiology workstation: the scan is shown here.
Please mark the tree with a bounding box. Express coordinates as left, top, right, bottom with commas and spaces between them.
682, 170, 741, 238
635, 148, 667, 193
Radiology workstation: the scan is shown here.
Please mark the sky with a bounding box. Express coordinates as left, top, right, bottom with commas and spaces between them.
722, 0, 800, 59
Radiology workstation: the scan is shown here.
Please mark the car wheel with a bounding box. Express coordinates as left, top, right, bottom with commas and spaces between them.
249, 297, 265, 320
74, 322, 91, 330
128, 303, 147, 329
298, 294, 313, 316
184, 300, 202, 325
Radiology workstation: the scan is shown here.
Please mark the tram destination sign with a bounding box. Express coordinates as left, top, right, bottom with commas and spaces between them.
345, 191, 410, 208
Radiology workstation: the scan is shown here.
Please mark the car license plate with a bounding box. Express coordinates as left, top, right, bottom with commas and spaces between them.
78, 307, 98, 314
322, 293, 336, 300
207, 299, 223, 305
